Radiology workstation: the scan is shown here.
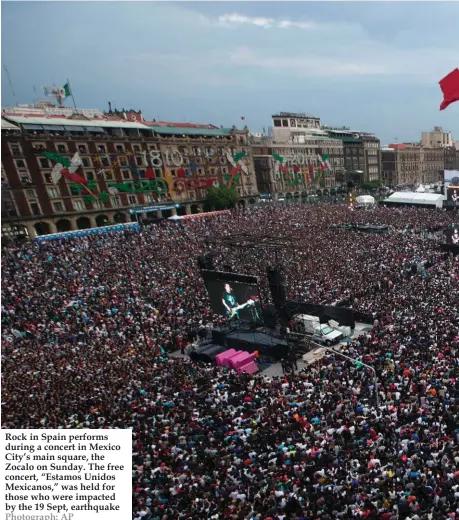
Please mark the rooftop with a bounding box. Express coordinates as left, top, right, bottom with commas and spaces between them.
144, 121, 219, 129
3, 115, 149, 130
149, 125, 234, 137
272, 112, 319, 119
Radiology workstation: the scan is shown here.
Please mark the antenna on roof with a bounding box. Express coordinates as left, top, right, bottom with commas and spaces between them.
4, 66, 18, 106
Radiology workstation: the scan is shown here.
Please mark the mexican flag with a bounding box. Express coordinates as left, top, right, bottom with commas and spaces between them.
63, 83, 71, 98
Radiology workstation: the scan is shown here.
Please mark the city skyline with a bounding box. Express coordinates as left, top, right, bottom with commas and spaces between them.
2, 1, 459, 144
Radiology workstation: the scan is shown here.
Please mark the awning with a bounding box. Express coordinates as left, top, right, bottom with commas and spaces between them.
86, 126, 106, 133
64, 125, 85, 132
42, 125, 66, 131
1, 119, 20, 130
22, 124, 44, 130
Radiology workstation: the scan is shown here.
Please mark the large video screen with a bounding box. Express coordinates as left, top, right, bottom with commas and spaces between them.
446, 225, 459, 245
202, 271, 263, 323
447, 186, 459, 207
444, 170, 459, 187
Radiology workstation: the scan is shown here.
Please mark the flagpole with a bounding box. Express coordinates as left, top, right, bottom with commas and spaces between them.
67, 79, 78, 111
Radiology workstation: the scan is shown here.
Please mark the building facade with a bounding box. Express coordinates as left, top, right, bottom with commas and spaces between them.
1, 104, 257, 239
445, 146, 459, 171
381, 144, 444, 187
421, 127, 453, 148
324, 129, 381, 184
251, 135, 344, 199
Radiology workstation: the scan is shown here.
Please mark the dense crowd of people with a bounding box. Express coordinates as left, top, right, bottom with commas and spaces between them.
2, 203, 459, 520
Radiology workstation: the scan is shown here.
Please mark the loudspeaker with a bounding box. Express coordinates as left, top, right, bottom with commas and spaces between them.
267, 266, 286, 310
211, 328, 226, 346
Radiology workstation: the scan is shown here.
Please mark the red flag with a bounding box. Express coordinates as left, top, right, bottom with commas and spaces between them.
61, 169, 87, 184
439, 68, 459, 110
145, 167, 155, 179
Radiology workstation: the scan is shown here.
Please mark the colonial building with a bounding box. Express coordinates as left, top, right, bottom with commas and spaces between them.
445, 146, 459, 171
381, 144, 444, 187
1, 104, 257, 239
421, 147, 444, 184
250, 134, 344, 200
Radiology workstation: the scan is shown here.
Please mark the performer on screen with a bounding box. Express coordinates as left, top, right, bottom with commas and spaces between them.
221, 283, 256, 319
452, 228, 459, 245
452, 189, 458, 203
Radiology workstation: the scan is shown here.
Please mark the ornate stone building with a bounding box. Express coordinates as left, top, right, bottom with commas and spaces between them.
1, 104, 257, 239
381, 144, 444, 187
250, 134, 344, 200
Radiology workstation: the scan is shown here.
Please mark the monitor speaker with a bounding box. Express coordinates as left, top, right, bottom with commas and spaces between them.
266, 266, 286, 310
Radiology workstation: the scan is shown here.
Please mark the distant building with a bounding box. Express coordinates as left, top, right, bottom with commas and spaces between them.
445, 146, 459, 170
421, 127, 453, 148
381, 143, 444, 187
325, 128, 381, 184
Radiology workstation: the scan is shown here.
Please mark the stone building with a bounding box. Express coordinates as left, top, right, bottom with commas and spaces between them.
1, 104, 257, 239
381, 144, 444, 187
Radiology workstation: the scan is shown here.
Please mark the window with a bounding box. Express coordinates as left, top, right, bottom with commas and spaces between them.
78, 144, 88, 154
20, 175, 33, 185
29, 201, 40, 215
39, 158, 50, 169
132, 145, 141, 153
53, 201, 64, 212
112, 196, 120, 207
25, 189, 35, 199
56, 144, 67, 154
74, 200, 84, 211
122, 170, 131, 180
9, 143, 23, 156
119, 156, 127, 166
115, 144, 125, 153
105, 170, 114, 180
85, 171, 95, 181
273, 119, 281, 127
82, 157, 91, 167
97, 144, 106, 153
15, 159, 27, 170
282, 120, 288, 127
128, 195, 137, 205
101, 157, 110, 167
135, 156, 143, 166
48, 187, 60, 199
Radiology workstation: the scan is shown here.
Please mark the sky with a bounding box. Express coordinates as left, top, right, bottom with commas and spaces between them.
2, 1, 459, 144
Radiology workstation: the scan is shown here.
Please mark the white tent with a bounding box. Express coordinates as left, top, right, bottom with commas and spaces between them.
383, 191, 445, 209
356, 195, 375, 205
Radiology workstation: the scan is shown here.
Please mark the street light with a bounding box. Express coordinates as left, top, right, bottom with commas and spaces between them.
309, 340, 379, 408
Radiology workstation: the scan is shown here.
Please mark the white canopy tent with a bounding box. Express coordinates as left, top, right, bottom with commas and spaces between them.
356, 195, 376, 205
383, 192, 445, 209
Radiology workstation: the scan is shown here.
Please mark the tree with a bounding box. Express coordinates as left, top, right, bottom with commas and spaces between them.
203, 184, 238, 211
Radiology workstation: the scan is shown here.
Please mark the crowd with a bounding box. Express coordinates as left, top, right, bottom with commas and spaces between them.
2, 203, 459, 520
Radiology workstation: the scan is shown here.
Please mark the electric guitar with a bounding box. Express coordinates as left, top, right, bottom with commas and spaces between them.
227, 299, 256, 318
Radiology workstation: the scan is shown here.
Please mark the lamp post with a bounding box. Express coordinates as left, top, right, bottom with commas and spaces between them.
309, 341, 379, 408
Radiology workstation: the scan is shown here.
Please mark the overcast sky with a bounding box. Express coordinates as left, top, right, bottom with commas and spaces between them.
2, 1, 459, 144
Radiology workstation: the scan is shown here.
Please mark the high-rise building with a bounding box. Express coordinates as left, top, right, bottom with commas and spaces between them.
1, 103, 257, 240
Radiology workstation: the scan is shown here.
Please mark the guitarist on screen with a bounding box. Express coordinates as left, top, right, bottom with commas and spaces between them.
222, 283, 256, 319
